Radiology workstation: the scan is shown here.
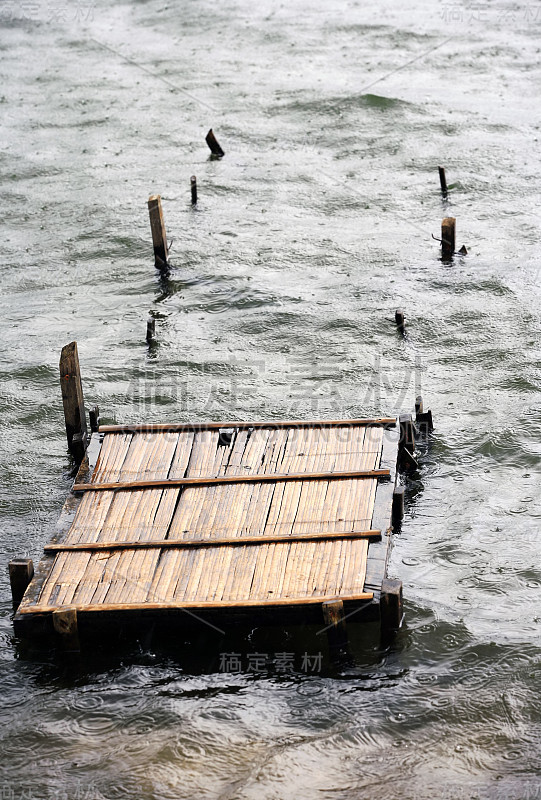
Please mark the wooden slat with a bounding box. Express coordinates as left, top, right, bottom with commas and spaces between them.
43, 529, 381, 553
21, 592, 374, 614
99, 418, 396, 434
74, 468, 391, 493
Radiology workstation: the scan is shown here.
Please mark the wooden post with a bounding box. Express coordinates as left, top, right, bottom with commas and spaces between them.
441, 217, 456, 258
415, 395, 434, 435
392, 486, 405, 526
52, 607, 80, 652
206, 128, 225, 158
381, 578, 403, 637
322, 598, 348, 652
395, 309, 405, 334
146, 317, 155, 343
399, 414, 415, 453
438, 166, 447, 195
191, 175, 197, 205
9, 559, 34, 608
148, 194, 169, 268
59, 342, 88, 459
89, 405, 100, 433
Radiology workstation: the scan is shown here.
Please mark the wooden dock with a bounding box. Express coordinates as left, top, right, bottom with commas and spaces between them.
13, 416, 404, 645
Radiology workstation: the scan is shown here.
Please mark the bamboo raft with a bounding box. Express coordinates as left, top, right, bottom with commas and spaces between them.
12, 416, 404, 645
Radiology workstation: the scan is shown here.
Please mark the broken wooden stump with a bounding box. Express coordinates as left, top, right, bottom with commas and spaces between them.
59, 341, 88, 462
441, 217, 456, 258
206, 128, 224, 158
9, 559, 34, 609
414, 395, 434, 436
89, 405, 100, 433
438, 166, 448, 196
148, 194, 169, 268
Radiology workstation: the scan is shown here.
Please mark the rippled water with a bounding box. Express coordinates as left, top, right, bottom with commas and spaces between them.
1, 0, 541, 797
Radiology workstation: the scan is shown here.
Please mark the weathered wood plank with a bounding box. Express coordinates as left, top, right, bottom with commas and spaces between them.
99, 417, 397, 434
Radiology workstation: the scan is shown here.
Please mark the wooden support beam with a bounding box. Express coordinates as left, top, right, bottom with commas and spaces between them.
392, 486, 405, 526
438, 166, 448, 195
206, 128, 224, 158
148, 194, 169, 268
442, 216, 456, 258
73, 468, 391, 493
43, 528, 382, 554
395, 309, 406, 334
59, 341, 88, 459
322, 599, 348, 652
146, 317, 155, 343
380, 578, 403, 636
191, 175, 197, 205
99, 416, 396, 434
89, 405, 100, 433
9, 559, 34, 609
52, 607, 80, 652
397, 446, 419, 472
20, 593, 374, 615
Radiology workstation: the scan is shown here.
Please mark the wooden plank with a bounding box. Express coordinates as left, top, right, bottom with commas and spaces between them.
18, 592, 374, 614
99, 418, 397, 434
74, 468, 391, 493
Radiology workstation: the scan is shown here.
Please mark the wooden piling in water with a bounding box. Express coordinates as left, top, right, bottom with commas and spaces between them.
206, 129, 225, 158
52, 607, 80, 652
380, 578, 403, 637
438, 166, 448, 196
148, 194, 169, 268
59, 341, 87, 460
415, 395, 434, 435
392, 486, 405, 526
395, 309, 406, 334
322, 598, 348, 652
441, 217, 456, 258
89, 405, 100, 433
146, 317, 155, 343
9, 559, 34, 608
191, 175, 197, 205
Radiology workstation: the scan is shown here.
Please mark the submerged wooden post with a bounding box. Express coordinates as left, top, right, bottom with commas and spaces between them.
441, 217, 456, 258
322, 598, 348, 652
438, 166, 448, 195
415, 395, 434, 435
52, 607, 80, 652
206, 128, 225, 158
89, 405, 100, 433
59, 342, 88, 460
399, 414, 415, 452
395, 309, 406, 334
392, 486, 405, 526
148, 194, 169, 268
191, 175, 197, 205
380, 578, 403, 637
9, 559, 34, 608
146, 317, 155, 343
